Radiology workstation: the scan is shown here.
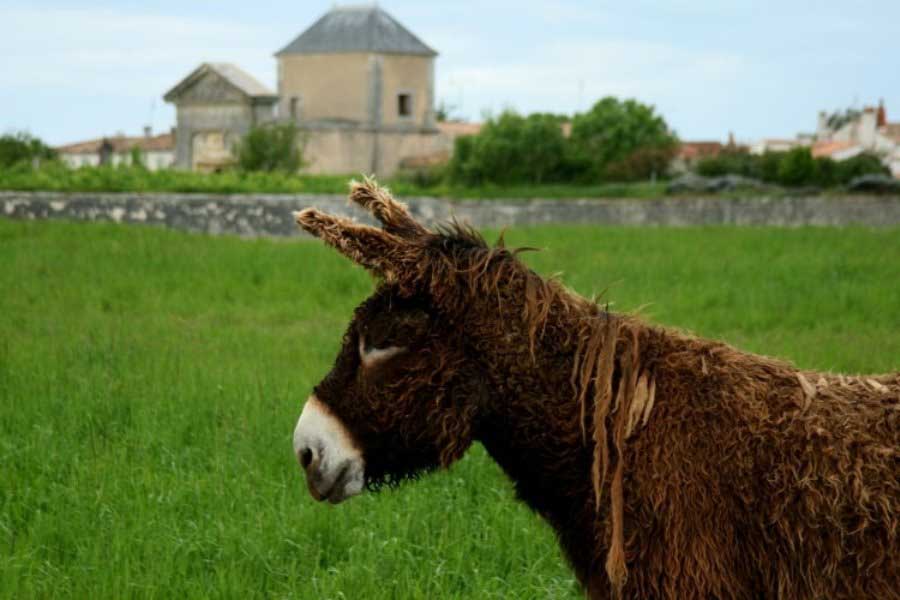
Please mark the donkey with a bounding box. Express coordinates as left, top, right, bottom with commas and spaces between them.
291, 180, 899, 599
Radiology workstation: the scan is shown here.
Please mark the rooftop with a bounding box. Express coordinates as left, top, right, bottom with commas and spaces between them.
163, 63, 276, 102
811, 140, 858, 158
56, 132, 174, 155
276, 5, 437, 57
677, 141, 724, 160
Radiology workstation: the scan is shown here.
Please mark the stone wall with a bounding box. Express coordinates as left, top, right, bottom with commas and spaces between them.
2, 191, 899, 237
299, 127, 444, 176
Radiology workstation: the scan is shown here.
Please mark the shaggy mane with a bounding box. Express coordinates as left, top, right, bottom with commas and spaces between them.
413, 228, 658, 591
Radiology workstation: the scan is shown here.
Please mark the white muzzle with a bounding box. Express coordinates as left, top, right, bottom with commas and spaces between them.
293, 395, 365, 504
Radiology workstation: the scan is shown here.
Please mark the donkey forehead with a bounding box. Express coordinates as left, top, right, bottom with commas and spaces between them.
353, 290, 432, 328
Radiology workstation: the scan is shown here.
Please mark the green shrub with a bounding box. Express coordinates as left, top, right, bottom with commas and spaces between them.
447, 111, 569, 185
0, 132, 57, 168
695, 150, 762, 179
835, 153, 890, 182
814, 157, 838, 187
447, 135, 475, 183
236, 122, 304, 172
694, 148, 888, 188
777, 147, 818, 186
758, 151, 785, 183
393, 163, 447, 188
569, 97, 677, 181
129, 146, 146, 170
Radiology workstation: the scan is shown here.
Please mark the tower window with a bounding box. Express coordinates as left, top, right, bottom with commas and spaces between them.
397, 93, 412, 117
289, 96, 300, 120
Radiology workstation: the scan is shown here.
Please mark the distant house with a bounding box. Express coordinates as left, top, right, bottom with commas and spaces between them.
56, 129, 174, 170
749, 138, 804, 155
814, 100, 900, 177
671, 141, 724, 172
163, 63, 278, 172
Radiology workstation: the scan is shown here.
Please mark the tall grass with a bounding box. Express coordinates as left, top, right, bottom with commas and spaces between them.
1, 221, 898, 598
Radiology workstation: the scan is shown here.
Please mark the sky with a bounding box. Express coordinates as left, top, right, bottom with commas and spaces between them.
2, 0, 897, 146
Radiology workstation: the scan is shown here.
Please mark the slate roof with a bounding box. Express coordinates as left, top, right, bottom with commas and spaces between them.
276, 5, 437, 57
163, 63, 277, 102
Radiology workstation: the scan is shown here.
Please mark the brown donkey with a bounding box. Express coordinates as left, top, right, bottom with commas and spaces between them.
292, 180, 899, 599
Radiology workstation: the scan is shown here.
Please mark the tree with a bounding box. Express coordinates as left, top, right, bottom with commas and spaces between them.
0, 132, 57, 168
835, 152, 890, 183
777, 147, 818, 186
236, 122, 304, 172
448, 111, 568, 185
568, 97, 678, 181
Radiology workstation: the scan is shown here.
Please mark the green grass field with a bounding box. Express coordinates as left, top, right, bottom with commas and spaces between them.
2, 220, 899, 599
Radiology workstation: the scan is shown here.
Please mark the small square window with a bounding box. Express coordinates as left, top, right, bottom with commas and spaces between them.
398, 93, 412, 117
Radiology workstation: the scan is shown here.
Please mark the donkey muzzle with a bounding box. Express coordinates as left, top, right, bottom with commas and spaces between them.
293, 396, 365, 504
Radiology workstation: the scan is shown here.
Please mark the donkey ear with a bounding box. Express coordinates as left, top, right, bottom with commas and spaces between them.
349, 178, 430, 239
294, 208, 407, 278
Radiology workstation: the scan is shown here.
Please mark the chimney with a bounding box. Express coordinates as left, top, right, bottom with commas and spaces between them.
877, 99, 887, 128
144, 125, 152, 138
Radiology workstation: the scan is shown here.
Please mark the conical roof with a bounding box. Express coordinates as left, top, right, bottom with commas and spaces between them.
276, 5, 437, 57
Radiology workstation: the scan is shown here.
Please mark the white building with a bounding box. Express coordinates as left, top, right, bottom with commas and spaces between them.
813, 101, 900, 177
750, 100, 900, 177
749, 138, 804, 155
56, 128, 175, 170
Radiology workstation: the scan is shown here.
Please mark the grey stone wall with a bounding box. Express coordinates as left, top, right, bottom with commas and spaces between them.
2, 191, 900, 237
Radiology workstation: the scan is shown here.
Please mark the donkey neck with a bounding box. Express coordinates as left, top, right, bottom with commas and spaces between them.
466, 308, 597, 528
472, 362, 600, 585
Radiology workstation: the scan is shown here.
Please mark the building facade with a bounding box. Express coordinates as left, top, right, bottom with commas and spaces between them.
164, 63, 278, 171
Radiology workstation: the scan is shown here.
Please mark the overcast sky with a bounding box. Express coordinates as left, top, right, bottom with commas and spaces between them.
2, 1, 897, 146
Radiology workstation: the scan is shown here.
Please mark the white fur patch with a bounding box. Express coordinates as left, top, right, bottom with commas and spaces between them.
293, 396, 365, 503
358, 336, 406, 368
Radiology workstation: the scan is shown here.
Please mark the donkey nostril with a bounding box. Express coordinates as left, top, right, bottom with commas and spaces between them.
300, 447, 313, 469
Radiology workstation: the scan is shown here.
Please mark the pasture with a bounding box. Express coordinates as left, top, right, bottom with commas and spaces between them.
1, 219, 899, 599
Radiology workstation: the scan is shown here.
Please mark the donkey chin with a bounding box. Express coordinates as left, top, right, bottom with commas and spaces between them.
292, 395, 365, 504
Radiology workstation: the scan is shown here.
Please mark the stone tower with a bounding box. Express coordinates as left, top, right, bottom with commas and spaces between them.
275, 5, 439, 174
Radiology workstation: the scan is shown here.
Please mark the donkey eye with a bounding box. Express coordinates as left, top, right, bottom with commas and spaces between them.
358, 335, 406, 368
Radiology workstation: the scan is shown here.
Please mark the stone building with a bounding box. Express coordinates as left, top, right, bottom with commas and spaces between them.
162, 5, 456, 176
275, 5, 442, 175
164, 63, 278, 171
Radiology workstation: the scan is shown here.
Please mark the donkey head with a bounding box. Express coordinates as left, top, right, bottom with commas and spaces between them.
292, 181, 489, 503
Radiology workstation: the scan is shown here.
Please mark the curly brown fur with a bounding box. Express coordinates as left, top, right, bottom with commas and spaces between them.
296, 181, 900, 599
